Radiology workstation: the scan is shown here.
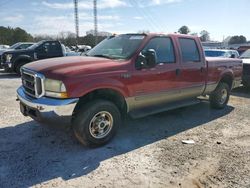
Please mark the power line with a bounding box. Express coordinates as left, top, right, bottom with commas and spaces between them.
129, 0, 165, 32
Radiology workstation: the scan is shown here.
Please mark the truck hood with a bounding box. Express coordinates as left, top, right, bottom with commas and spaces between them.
24, 56, 125, 78
1, 48, 32, 55
242, 58, 250, 64
0, 49, 12, 55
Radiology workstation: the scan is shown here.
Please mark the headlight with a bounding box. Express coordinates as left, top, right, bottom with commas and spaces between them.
44, 79, 68, 98
5, 54, 12, 62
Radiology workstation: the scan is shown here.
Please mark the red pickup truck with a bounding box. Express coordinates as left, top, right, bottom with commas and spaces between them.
17, 33, 242, 146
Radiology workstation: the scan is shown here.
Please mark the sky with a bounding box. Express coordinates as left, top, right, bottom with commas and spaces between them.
0, 0, 249, 41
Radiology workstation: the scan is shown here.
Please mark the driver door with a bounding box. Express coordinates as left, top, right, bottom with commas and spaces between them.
131, 37, 181, 110
36, 42, 51, 60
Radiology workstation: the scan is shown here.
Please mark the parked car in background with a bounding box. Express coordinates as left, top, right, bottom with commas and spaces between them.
0, 42, 34, 55
237, 46, 250, 55
17, 33, 242, 146
0, 44, 10, 49
0, 42, 34, 68
1, 40, 65, 75
204, 49, 240, 58
77, 45, 92, 52
240, 49, 250, 88
62, 44, 81, 56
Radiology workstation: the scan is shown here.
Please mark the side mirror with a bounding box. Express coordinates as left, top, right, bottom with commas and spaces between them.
230, 54, 236, 58
135, 49, 157, 70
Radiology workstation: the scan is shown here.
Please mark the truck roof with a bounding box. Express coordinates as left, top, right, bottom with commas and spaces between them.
124, 33, 199, 39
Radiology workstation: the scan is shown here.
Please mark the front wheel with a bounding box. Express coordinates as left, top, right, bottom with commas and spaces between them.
15, 62, 27, 76
72, 100, 121, 147
209, 82, 230, 109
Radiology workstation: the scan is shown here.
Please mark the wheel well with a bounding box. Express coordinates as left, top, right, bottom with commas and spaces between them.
14, 58, 31, 70
220, 74, 233, 89
73, 89, 127, 115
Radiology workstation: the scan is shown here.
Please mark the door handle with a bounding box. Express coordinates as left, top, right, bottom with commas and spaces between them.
176, 69, 181, 76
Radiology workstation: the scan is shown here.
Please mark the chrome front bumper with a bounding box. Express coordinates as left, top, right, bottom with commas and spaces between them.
17, 86, 79, 126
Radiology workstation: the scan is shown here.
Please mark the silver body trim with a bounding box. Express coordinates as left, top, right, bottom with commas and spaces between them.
21, 67, 45, 98
126, 85, 204, 113
17, 86, 79, 126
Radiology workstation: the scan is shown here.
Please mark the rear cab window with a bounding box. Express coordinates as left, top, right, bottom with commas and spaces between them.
179, 38, 201, 63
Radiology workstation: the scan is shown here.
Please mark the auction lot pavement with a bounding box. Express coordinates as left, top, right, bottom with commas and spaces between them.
0, 69, 250, 188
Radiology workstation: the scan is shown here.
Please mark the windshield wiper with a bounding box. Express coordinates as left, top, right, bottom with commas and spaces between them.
92, 54, 115, 59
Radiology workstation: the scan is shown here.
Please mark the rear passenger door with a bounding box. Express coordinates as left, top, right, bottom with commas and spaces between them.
178, 38, 206, 98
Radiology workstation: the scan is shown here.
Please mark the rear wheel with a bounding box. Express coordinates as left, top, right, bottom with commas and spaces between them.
72, 99, 121, 147
209, 82, 230, 109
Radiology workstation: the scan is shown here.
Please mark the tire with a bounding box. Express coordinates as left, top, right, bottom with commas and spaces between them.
243, 81, 250, 89
72, 99, 121, 147
209, 82, 230, 109
15, 62, 27, 76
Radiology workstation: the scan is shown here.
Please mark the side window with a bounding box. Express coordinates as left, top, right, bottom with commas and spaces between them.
179, 38, 200, 62
36, 42, 49, 53
49, 42, 61, 53
142, 37, 175, 64
43, 42, 50, 52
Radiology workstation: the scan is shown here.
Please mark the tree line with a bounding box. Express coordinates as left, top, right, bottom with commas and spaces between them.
0, 25, 248, 47
0, 26, 106, 47
0, 26, 33, 45
177, 25, 248, 44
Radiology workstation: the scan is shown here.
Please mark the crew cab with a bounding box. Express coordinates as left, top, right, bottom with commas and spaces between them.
16, 33, 243, 147
1, 40, 64, 75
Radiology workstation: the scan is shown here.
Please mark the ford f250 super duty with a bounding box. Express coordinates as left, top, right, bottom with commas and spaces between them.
16, 33, 243, 147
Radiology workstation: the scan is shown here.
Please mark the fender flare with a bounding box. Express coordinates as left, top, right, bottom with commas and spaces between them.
13, 55, 33, 69
218, 70, 234, 89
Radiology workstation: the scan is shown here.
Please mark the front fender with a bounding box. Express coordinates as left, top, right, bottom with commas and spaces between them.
14, 55, 33, 66
69, 77, 129, 98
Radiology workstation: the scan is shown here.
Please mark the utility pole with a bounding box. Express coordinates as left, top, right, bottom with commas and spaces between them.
94, 0, 98, 45
74, 0, 79, 45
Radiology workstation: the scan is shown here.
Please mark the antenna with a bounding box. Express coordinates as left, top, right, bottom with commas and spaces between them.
94, 0, 98, 45
74, 0, 79, 45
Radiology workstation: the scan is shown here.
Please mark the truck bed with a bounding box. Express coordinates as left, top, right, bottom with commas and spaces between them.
205, 57, 243, 94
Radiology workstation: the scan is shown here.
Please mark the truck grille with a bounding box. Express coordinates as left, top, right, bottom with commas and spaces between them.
21, 68, 44, 98
243, 64, 250, 76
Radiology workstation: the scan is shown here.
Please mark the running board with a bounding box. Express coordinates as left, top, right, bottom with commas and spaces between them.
129, 98, 201, 119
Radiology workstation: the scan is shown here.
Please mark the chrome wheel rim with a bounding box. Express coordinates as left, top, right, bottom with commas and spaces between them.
89, 111, 113, 139
220, 89, 228, 104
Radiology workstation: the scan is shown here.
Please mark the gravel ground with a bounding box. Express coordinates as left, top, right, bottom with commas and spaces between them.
0, 69, 250, 188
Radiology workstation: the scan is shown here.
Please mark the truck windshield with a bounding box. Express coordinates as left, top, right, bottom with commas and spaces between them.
86, 34, 145, 60
27, 41, 43, 50
9, 43, 21, 49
